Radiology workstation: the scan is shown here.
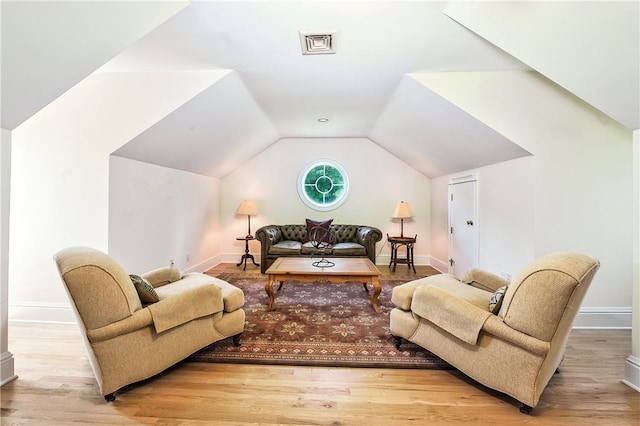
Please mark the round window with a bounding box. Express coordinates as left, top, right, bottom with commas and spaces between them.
297, 160, 350, 211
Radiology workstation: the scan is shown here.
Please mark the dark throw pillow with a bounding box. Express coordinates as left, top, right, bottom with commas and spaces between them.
304, 218, 333, 242
489, 285, 507, 315
130, 274, 159, 304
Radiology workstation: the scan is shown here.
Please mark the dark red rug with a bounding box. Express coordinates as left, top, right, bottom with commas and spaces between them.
189, 270, 451, 369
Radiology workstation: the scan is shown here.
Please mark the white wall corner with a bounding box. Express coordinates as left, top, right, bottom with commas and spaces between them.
184, 254, 224, 274
622, 355, 640, 392
429, 256, 449, 273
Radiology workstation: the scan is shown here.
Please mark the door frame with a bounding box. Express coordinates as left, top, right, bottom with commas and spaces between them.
448, 173, 479, 276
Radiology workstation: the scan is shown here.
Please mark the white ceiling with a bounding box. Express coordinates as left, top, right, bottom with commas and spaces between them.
2, 1, 638, 179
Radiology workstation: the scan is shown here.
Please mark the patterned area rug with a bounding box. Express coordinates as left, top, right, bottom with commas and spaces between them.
189, 269, 452, 369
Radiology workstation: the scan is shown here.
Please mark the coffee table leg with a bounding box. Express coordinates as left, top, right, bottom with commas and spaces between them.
371, 277, 381, 314
265, 275, 276, 311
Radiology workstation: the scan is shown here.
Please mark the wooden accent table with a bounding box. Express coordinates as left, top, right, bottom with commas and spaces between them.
265, 257, 382, 313
387, 234, 417, 273
236, 236, 259, 271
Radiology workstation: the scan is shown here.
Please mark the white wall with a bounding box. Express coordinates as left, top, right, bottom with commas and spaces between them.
109, 156, 221, 274
421, 70, 632, 328
8, 70, 225, 322
431, 156, 535, 277
220, 138, 431, 265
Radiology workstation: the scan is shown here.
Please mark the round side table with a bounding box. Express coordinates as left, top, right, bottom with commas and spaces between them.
387, 234, 417, 273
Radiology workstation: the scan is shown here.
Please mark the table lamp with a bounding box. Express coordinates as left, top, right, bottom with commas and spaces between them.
236, 200, 258, 238
392, 201, 414, 238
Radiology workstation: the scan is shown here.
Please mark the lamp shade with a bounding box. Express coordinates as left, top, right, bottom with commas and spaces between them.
236, 200, 257, 216
392, 201, 414, 219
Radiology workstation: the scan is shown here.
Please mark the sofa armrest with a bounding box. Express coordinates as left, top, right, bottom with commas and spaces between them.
462, 268, 509, 293
482, 315, 550, 356
355, 226, 382, 263
256, 225, 282, 245
142, 266, 181, 288
86, 308, 153, 343
355, 226, 382, 245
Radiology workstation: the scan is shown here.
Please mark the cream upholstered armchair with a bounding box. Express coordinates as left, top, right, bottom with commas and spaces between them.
390, 252, 599, 414
54, 247, 245, 401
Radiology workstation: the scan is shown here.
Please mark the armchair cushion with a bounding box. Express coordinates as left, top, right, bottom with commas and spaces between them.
154, 273, 245, 313
148, 284, 223, 333
411, 285, 492, 345
129, 274, 159, 304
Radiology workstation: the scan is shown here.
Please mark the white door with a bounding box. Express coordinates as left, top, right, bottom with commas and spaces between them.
448, 177, 478, 278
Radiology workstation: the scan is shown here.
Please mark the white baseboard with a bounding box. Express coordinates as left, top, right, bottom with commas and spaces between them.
184, 254, 223, 274
7, 278, 633, 331
622, 355, 640, 392
0, 350, 17, 386
572, 307, 632, 329
9, 302, 75, 324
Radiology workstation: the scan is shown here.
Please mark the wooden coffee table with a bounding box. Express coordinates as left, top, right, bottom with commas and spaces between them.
265, 257, 382, 313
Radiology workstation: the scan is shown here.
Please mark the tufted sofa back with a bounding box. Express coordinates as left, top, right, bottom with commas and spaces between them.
278, 224, 359, 243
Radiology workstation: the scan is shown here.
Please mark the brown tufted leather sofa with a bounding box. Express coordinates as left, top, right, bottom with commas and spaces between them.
255, 224, 382, 273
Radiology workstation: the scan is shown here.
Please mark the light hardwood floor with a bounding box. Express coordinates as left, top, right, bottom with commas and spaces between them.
2, 264, 638, 425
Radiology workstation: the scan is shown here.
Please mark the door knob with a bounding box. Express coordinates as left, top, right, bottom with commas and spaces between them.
466, 220, 474, 226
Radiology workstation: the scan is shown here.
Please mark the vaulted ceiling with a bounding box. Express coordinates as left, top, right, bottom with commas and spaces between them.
2, 1, 638, 179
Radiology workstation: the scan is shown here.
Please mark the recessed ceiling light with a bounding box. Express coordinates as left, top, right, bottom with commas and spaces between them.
299, 30, 337, 55
318, 118, 329, 123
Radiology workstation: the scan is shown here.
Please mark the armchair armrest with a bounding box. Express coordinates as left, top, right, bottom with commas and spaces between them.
462, 268, 510, 293
482, 315, 550, 356
143, 266, 181, 288
87, 308, 153, 343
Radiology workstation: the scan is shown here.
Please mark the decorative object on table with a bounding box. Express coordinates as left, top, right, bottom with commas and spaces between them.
236, 236, 259, 271
236, 200, 258, 238
387, 233, 417, 273
308, 225, 337, 267
391, 201, 414, 238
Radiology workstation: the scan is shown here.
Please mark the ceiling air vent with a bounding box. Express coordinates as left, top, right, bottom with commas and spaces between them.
299, 30, 337, 55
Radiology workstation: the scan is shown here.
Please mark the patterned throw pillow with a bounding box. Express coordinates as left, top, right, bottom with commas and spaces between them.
304, 218, 333, 242
489, 285, 507, 315
130, 274, 159, 304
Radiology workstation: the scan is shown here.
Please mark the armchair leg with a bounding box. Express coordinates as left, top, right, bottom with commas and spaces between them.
519, 404, 533, 415
232, 333, 242, 347
104, 393, 116, 402
392, 335, 403, 350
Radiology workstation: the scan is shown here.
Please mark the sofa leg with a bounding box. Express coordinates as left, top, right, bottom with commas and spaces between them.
104, 393, 116, 402
519, 404, 533, 414
232, 333, 242, 347
392, 335, 403, 350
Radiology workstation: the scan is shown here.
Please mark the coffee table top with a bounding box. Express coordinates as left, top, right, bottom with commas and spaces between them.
266, 257, 380, 277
